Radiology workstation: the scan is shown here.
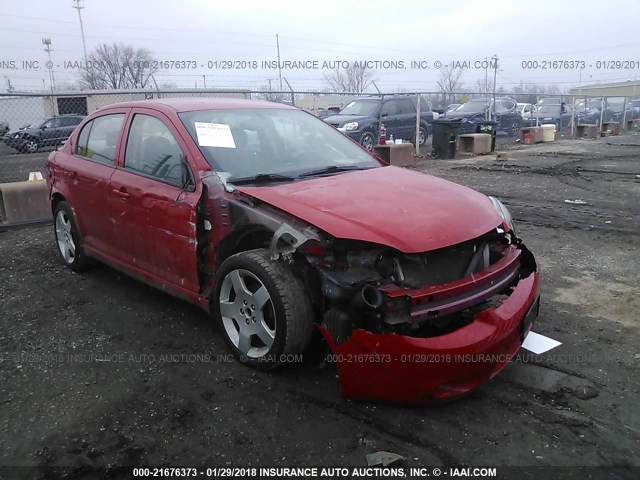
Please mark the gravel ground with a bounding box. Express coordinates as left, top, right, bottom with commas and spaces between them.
0, 134, 639, 479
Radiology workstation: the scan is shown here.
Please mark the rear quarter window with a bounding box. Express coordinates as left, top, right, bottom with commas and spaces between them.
76, 114, 125, 164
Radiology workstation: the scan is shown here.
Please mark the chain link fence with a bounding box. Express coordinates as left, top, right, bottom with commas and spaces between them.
1, 89, 638, 185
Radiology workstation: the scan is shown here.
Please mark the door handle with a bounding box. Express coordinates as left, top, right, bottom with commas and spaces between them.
112, 187, 129, 199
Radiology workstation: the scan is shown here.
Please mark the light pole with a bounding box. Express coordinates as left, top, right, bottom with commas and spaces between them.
72, 0, 88, 61
491, 55, 498, 121
276, 34, 282, 90
42, 38, 56, 91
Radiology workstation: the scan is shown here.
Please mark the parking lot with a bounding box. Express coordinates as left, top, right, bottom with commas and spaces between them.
0, 134, 639, 477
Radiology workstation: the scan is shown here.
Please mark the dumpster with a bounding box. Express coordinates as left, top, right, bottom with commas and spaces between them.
431, 119, 461, 159
476, 121, 498, 152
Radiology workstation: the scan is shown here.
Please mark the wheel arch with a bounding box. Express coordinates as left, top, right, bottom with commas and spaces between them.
51, 192, 66, 213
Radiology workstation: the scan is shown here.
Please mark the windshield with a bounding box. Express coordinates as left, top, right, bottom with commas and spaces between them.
179, 108, 381, 182
538, 105, 562, 114
339, 99, 381, 116
455, 101, 487, 113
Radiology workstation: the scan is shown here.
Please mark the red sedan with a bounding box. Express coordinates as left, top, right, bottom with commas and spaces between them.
46, 98, 539, 404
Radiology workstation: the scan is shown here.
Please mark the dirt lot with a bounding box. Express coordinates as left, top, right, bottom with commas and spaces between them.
0, 134, 639, 479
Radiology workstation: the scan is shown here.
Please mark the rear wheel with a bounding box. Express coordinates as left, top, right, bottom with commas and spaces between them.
213, 249, 314, 370
53, 201, 92, 271
415, 126, 428, 146
509, 120, 521, 136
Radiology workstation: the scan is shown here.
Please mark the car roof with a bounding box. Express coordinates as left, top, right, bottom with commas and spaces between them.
98, 97, 297, 114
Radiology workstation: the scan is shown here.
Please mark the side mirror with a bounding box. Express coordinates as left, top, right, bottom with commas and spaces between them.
41, 125, 47, 130
380, 112, 389, 118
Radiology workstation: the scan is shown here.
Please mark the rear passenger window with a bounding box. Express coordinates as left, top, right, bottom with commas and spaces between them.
397, 99, 415, 114
80, 114, 125, 164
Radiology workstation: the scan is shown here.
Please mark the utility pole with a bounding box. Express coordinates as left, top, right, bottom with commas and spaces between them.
276, 34, 282, 90
491, 55, 498, 121
203, 75, 206, 89
5, 76, 14, 93
72, 0, 88, 61
42, 38, 56, 91
484, 56, 488, 93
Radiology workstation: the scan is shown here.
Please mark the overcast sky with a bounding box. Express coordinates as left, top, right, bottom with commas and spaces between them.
1, 0, 639, 93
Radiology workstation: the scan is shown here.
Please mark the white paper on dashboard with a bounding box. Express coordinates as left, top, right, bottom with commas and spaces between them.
194, 122, 236, 148
521, 331, 562, 354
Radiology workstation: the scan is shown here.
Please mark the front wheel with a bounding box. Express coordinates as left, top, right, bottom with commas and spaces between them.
359, 131, 376, 151
24, 138, 40, 153
213, 249, 314, 370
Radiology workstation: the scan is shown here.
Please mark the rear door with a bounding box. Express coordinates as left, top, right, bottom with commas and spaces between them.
63, 111, 127, 255
59, 116, 83, 141
109, 109, 201, 295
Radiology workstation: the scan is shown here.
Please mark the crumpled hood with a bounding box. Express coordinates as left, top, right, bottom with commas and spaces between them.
235, 166, 503, 253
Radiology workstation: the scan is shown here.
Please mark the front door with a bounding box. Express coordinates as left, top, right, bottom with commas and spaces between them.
109, 110, 200, 295
40, 117, 61, 146
380, 99, 403, 140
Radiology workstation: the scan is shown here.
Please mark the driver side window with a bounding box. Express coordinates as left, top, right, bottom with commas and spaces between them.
124, 114, 191, 188
44, 118, 61, 128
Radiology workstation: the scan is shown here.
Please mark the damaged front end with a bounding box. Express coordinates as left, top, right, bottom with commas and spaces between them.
304, 227, 540, 404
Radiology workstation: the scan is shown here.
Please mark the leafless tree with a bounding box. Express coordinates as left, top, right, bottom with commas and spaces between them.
80, 43, 158, 90
325, 63, 374, 93
437, 64, 465, 103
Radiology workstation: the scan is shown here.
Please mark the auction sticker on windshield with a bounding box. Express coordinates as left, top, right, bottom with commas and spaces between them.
194, 122, 236, 148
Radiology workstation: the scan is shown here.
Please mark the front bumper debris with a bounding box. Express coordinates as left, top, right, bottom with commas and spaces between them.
318, 254, 540, 404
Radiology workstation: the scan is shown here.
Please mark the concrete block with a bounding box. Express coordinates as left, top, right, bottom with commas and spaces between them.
373, 143, 415, 167
601, 121, 620, 136
0, 181, 51, 226
458, 133, 492, 155
575, 124, 598, 139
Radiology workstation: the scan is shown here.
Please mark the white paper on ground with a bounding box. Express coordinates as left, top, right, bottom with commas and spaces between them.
194, 122, 236, 148
522, 331, 562, 354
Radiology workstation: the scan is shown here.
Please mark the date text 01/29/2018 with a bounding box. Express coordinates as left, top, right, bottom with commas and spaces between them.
522, 59, 639, 69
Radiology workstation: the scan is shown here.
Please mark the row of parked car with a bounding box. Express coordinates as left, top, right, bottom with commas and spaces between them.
444, 97, 640, 131
319, 94, 640, 152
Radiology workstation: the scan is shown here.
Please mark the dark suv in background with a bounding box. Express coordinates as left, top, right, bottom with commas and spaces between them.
443, 97, 523, 135
3, 115, 85, 153
323, 95, 434, 151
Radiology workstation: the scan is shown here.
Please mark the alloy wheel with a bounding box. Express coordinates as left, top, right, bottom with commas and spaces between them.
55, 210, 76, 264
219, 269, 276, 358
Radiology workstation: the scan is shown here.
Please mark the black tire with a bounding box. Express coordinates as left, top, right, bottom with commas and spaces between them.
359, 131, 376, 151
414, 125, 428, 146
509, 120, 521, 137
24, 138, 39, 153
212, 248, 314, 370
53, 201, 92, 271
